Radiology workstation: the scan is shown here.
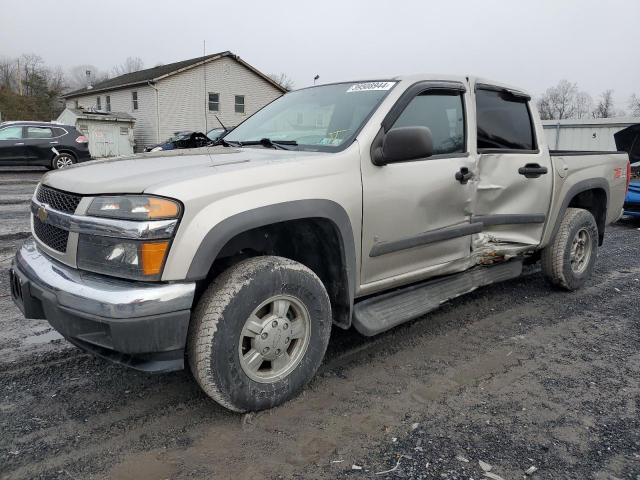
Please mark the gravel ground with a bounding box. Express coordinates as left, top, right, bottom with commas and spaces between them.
0, 168, 639, 480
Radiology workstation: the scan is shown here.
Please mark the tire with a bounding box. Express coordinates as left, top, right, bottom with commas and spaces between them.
51, 152, 76, 170
541, 208, 599, 291
188, 256, 332, 412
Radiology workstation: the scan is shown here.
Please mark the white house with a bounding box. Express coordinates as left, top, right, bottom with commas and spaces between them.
62, 51, 287, 151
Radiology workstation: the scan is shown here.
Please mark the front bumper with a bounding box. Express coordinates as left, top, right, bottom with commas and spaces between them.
10, 239, 196, 372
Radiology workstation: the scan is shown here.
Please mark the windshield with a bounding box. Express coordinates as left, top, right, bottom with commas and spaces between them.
207, 128, 226, 141
224, 81, 396, 151
166, 132, 192, 143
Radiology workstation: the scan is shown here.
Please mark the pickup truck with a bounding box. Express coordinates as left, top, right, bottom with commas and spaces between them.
10, 75, 630, 412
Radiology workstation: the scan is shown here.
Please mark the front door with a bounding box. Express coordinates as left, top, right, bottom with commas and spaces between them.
361, 81, 475, 290
0, 125, 26, 164
472, 84, 553, 246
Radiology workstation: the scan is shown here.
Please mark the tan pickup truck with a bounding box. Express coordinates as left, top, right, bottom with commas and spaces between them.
10, 75, 630, 412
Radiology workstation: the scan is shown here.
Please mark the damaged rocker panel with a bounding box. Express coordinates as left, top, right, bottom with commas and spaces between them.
369, 214, 546, 257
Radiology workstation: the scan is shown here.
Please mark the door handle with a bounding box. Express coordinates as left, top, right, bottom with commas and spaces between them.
14, 142, 24, 146
518, 163, 548, 178
455, 167, 473, 184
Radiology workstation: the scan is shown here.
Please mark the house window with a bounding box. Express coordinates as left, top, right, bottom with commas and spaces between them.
74, 100, 79, 109
132, 91, 138, 110
96, 96, 101, 110
106, 95, 111, 112
208, 93, 220, 112
235, 95, 245, 114
120, 126, 129, 135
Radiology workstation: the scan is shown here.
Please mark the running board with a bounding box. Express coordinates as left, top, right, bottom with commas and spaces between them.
352, 260, 523, 336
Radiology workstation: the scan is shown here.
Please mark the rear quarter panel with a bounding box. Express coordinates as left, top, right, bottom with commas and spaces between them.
541, 152, 629, 247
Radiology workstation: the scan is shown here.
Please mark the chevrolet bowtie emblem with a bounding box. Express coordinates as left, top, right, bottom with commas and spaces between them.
37, 205, 48, 223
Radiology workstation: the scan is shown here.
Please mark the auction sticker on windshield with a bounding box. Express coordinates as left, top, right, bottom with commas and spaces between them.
346, 81, 396, 93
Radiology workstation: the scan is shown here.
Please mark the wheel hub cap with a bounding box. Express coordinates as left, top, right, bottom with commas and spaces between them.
57, 156, 73, 168
570, 228, 592, 274
238, 294, 311, 383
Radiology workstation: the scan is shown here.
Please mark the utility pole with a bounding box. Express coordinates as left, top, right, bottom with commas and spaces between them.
16, 58, 23, 96
203, 40, 208, 133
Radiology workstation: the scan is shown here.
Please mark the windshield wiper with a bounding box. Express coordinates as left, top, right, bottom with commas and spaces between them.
215, 138, 242, 147
238, 138, 298, 150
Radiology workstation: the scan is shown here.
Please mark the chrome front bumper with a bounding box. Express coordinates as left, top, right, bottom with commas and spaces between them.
10, 239, 196, 372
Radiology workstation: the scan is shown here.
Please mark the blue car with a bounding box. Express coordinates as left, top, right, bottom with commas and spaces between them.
624, 162, 640, 217
614, 124, 640, 218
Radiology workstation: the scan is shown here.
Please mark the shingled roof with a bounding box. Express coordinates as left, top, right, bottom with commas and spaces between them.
63, 51, 286, 98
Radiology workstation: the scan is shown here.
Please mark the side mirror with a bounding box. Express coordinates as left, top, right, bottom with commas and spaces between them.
374, 126, 433, 165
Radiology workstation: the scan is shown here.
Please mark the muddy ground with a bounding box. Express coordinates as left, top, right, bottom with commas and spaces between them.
0, 168, 639, 480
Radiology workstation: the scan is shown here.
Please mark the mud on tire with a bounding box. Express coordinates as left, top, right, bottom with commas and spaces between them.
187, 256, 332, 412
541, 207, 599, 291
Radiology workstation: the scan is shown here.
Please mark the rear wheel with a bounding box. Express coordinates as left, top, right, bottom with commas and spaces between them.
51, 152, 76, 169
188, 256, 332, 412
541, 208, 598, 290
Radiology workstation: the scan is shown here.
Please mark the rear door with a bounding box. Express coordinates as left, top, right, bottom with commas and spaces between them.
0, 125, 26, 164
24, 126, 55, 164
472, 84, 553, 246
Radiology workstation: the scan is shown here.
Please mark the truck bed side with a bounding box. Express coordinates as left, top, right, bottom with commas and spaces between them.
541, 150, 629, 247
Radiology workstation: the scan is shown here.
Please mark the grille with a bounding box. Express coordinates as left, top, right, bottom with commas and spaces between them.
33, 216, 69, 252
36, 185, 82, 214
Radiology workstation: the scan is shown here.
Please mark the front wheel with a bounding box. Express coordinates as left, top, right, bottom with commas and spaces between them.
51, 152, 76, 169
541, 208, 598, 290
188, 256, 332, 412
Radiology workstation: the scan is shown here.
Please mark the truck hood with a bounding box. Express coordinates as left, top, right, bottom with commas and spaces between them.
42, 146, 315, 195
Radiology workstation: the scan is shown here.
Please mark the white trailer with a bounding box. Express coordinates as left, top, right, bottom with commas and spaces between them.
542, 117, 639, 151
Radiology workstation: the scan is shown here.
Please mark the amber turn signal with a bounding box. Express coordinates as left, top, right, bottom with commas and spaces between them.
147, 198, 180, 219
140, 241, 170, 276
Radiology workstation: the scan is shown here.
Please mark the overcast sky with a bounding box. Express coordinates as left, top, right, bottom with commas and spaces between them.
1, 0, 638, 110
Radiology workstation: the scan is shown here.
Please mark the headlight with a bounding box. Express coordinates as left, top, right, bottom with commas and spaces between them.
77, 235, 170, 281
87, 195, 181, 221
78, 195, 182, 281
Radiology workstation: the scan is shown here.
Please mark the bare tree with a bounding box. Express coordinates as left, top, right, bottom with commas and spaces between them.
112, 57, 144, 77
629, 94, 640, 117
20, 54, 45, 96
592, 90, 615, 118
268, 72, 295, 91
574, 92, 593, 119
536, 80, 591, 120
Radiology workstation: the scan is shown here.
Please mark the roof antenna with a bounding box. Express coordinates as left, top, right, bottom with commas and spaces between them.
215, 115, 227, 131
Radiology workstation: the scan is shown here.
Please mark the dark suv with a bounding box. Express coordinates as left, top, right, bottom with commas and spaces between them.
0, 121, 91, 169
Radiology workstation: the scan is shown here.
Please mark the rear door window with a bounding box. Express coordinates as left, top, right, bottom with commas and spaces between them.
392, 92, 465, 155
26, 127, 53, 139
476, 88, 535, 151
